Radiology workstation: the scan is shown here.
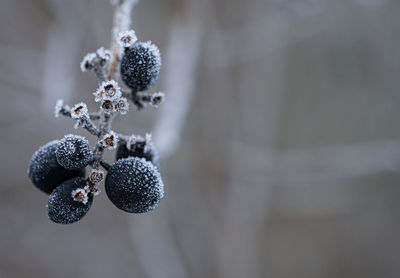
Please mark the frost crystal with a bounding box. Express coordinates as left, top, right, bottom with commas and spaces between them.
144, 133, 152, 153
89, 168, 105, 183
150, 92, 165, 107
80, 53, 97, 72
54, 99, 64, 118
56, 134, 94, 170
116, 97, 129, 115
71, 187, 89, 204
118, 30, 137, 48
94, 80, 121, 102
100, 131, 118, 150
71, 102, 89, 119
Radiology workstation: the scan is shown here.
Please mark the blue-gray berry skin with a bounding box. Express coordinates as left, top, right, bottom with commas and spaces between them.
120, 41, 161, 91
56, 134, 93, 170
47, 177, 93, 224
28, 140, 85, 194
105, 157, 164, 213
116, 142, 160, 169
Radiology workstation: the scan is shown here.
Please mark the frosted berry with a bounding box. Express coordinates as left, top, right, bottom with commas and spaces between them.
47, 177, 93, 224
105, 157, 164, 213
56, 134, 93, 170
120, 41, 161, 91
28, 140, 85, 194
116, 141, 160, 169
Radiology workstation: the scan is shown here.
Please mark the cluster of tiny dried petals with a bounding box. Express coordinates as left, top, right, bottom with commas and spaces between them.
80, 53, 97, 72
100, 131, 118, 150
96, 47, 112, 66
118, 30, 137, 48
71, 102, 89, 119
71, 188, 89, 204
80, 48, 112, 72
89, 168, 105, 184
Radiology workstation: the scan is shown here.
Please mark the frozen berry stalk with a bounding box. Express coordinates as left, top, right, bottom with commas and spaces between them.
27, 0, 165, 224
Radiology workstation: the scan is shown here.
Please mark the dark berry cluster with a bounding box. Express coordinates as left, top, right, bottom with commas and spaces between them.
28, 1, 166, 225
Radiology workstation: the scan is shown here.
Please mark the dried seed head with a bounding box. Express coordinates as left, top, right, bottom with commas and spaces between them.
94, 80, 121, 102
90, 186, 101, 196
116, 97, 129, 115
71, 187, 89, 205
101, 100, 115, 113
89, 168, 105, 184
71, 102, 89, 119
118, 30, 137, 48
150, 92, 165, 107
100, 132, 118, 150
80, 53, 97, 72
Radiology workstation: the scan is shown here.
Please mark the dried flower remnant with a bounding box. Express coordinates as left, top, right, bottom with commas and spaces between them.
28, 0, 166, 224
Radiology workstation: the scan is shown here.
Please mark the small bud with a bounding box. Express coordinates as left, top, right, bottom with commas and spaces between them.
89, 168, 105, 183
71, 187, 89, 205
96, 47, 112, 66
54, 99, 64, 118
118, 30, 137, 48
150, 92, 165, 107
126, 134, 137, 151
115, 97, 129, 115
71, 102, 89, 119
80, 53, 97, 72
100, 131, 118, 150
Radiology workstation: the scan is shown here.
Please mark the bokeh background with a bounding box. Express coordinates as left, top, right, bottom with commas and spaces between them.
1, 0, 400, 277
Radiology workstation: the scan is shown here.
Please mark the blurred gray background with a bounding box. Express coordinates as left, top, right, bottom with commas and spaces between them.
1, 0, 400, 277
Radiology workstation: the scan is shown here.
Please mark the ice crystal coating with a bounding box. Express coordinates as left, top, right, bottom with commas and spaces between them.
28, 140, 85, 194
100, 100, 116, 113
47, 177, 93, 224
105, 157, 164, 213
150, 92, 165, 107
94, 80, 122, 102
71, 102, 89, 119
80, 53, 97, 72
118, 30, 137, 48
56, 134, 93, 170
54, 99, 64, 118
116, 97, 129, 114
126, 134, 137, 151
100, 131, 118, 150
120, 41, 161, 91
116, 139, 160, 169
89, 168, 104, 183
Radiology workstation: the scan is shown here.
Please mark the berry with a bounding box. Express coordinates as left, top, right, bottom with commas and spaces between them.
47, 177, 93, 224
105, 157, 164, 213
56, 134, 93, 170
120, 41, 161, 91
116, 141, 160, 169
28, 140, 85, 194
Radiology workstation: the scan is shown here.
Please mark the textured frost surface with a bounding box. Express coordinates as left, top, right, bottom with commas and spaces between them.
28, 140, 85, 194
71, 187, 89, 204
118, 30, 137, 48
116, 97, 129, 114
47, 177, 93, 224
56, 134, 93, 170
105, 157, 164, 213
96, 47, 112, 64
120, 41, 161, 91
89, 168, 104, 184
